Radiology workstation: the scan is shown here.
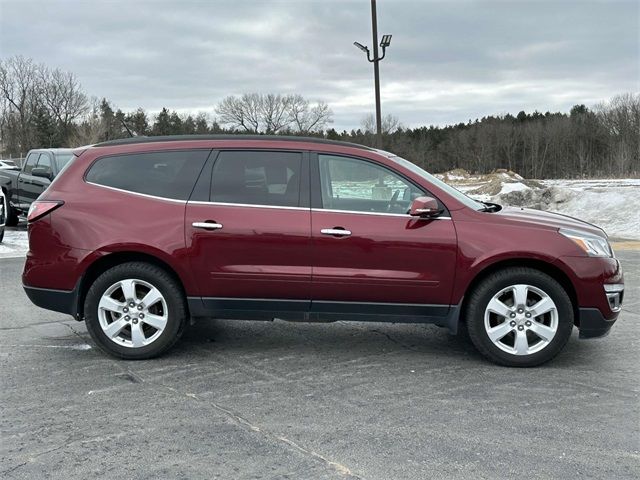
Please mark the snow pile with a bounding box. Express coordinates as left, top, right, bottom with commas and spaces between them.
541, 180, 640, 240
438, 168, 640, 240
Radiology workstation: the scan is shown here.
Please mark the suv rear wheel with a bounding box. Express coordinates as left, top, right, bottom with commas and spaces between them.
84, 262, 187, 359
466, 267, 574, 367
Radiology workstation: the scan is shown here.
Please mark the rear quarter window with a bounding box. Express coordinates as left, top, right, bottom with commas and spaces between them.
85, 150, 210, 200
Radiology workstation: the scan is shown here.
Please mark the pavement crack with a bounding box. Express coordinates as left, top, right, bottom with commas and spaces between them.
371, 329, 420, 352
146, 379, 363, 479
1, 461, 28, 477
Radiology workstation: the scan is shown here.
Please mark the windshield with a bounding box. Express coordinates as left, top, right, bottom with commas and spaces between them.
378, 151, 486, 210
55, 153, 74, 171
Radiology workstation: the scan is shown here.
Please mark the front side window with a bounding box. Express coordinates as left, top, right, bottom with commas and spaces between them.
36, 153, 52, 174
85, 150, 209, 200
318, 154, 424, 214
23, 153, 38, 175
211, 151, 302, 207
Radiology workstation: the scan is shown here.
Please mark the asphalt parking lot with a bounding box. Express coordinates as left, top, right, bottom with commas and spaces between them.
1, 247, 639, 479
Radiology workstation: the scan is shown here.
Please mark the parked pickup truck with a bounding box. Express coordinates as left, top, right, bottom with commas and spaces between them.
0, 148, 74, 226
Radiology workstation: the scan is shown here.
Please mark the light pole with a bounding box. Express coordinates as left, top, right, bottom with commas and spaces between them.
354, 0, 392, 148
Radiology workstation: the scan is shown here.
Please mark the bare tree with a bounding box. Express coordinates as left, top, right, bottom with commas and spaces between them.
69, 97, 105, 146
216, 93, 262, 133
361, 113, 401, 135
38, 67, 88, 136
288, 95, 333, 133
261, 94, 291, 133
216, 93, 332, 134
0, 56, 40, 154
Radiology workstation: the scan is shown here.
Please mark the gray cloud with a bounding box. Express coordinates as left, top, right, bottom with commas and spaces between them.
1, 0, 638, 130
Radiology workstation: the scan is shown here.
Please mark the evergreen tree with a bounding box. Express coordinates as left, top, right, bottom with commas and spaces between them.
152, 108, 171, 136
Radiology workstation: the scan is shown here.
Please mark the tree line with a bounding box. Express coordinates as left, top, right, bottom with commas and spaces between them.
1, 55, 638, 178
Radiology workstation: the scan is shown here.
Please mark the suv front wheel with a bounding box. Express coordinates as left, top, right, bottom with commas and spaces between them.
466, 267, 574, 367
84, 262, 187, 359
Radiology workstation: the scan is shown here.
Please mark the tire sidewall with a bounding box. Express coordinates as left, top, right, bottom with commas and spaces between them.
467, 269, 574, 367
84, 263, 186, 359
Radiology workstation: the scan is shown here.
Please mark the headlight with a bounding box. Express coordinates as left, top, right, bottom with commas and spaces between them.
559, 229, 613, 257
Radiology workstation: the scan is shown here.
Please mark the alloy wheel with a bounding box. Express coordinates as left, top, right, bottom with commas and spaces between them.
98, 278, 168, 348
484, 284, 559, 356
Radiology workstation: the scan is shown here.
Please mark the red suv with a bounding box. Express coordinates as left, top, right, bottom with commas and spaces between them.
22, 136, 624, 366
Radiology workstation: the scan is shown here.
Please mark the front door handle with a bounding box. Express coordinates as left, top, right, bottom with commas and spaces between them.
321, 228, 351, 237
193, 221, 223, 230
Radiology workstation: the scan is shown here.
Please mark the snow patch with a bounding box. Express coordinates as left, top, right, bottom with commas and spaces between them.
0, 229, 29, 259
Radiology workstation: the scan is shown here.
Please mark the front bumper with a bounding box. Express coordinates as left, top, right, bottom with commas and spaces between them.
578, 307, 620, 339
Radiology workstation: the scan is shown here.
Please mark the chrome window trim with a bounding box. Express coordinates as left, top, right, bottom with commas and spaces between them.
188, 200, 309, 211
312, 208, 452, 220
86, 182, 187, 204
186, 201, 452, 219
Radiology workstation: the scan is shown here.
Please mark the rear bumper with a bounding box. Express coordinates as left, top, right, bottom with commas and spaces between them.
23, 285, 78, 317
578, 307, 619, 339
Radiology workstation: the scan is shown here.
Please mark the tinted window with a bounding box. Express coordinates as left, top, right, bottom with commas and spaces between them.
86, 150, 210, 200
55, 153, 74, 171
211, 151, 302, 207
318, 154, 423, 214
36, 153, 52, 173
23, 153, 38, 174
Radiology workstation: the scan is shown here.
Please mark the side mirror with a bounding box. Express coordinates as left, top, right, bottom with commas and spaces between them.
31, 168, 52, 180
409, 196, 442, 217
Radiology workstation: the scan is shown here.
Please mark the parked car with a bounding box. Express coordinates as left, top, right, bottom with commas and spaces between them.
0, 149, 74, 225
22, 136, 624, 366
0, 189, 5, 243
0, 159, 20, 170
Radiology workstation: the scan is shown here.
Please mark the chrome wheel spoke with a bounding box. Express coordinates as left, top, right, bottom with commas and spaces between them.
512, 284, 529, 307
529, 320, 556, 342
514, 329, 529, 355
103, 319, 128, 339
529, 296, 555, 317
98, 278, 168, 349
487, 321, 513, 342
99, 296, 124, 314
487, 297, 512, 318
485, 283, 559, 356
131, 322, 146, 347
140, 287, 162, 309
143, 313, 167, 330
119, 279, 137, 302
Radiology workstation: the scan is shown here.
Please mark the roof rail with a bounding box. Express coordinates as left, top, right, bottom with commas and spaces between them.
92, 134, 375, 151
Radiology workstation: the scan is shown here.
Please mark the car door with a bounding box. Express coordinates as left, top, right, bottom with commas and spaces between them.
20, 152, 52, 207
310, 153, 457, 311
16, 152, 39, 209
185, 149, 312, 313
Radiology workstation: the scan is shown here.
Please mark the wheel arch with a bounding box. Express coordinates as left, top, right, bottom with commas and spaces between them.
74, 251, 189, 320
460, 258, 579, 327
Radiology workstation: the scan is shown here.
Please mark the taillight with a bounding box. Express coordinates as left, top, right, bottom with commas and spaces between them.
27, 201, 64, 222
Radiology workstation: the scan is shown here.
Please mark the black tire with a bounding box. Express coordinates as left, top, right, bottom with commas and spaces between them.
5, 199, 19, 226
84, 262, 187, 359
466, 267, 574, 367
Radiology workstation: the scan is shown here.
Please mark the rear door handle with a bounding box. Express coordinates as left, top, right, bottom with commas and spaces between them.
321, 228, 351, 237
192, 222, 223, 230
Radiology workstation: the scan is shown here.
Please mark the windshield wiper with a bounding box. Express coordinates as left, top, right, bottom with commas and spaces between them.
479, 201, 501, 212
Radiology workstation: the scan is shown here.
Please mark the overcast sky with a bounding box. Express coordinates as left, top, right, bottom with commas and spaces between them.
1, 0, 638, 130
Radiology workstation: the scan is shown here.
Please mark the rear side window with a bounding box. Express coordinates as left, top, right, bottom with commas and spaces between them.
86, 150, 210, 200
211, 151, 302, 207
55, 153, 74, 171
